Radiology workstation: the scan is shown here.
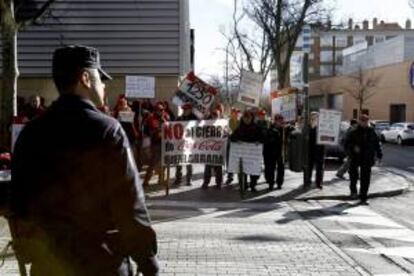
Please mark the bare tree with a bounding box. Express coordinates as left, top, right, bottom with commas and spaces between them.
342, 67, 381, 115
246, 0, 330, 89
0, 0, 56, 148
220, 0, 273, 86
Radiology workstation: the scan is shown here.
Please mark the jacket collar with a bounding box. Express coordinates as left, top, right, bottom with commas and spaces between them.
52, 94, 99, 112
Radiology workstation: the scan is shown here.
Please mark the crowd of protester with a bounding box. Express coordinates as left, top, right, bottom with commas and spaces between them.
9, 93, 381, 204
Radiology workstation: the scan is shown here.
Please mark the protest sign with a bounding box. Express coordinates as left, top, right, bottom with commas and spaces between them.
271, 90, 297, 122
290, 51, 304, 89
228, 142, 263, 176
237, 70, 263, 107
11, 124, 25, 152
125, 76, 155, 99
161, 119, 229, 166
173, 72, 217, 119
118, 111, 135, 123
317, 109, 342, 146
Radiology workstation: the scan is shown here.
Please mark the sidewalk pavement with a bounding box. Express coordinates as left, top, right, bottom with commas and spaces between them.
144, 165, 413, 204
0, 165, 412, 275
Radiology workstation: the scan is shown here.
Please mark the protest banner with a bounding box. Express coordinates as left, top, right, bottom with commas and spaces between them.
228, 142, 263, 176
161, 119, 229, 166
237, 70, 263, 107
271, 89, 297, 122
173, 72, 217, 119
118, 111, 135, 123
290, 51, 304, 89
125, 75, 155, 99
317, 109, 342, 146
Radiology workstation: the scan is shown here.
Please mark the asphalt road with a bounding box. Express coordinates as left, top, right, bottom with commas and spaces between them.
382, 143, 414, 170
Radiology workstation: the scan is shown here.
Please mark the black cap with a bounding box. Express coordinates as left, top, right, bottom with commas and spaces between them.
52, 45, 112, 81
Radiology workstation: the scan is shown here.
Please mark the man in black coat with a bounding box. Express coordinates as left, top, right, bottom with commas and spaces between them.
345, 114, 382, 204
10, 45, 158, 276
304, 112, 325, 189
263, 114, 285, 191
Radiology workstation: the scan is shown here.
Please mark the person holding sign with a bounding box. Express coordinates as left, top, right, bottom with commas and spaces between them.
230, 110, 263, 192
143, 102, 169, 187
173, 103, 198, 186
345, 115, 382, 205
113, 94, 138, 145
264, 114, 286, 191
304, 112, 325, 189
201, 109, 224, 189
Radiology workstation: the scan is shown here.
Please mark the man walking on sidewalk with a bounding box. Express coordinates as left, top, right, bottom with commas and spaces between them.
10, 45, 158, 276
345, 114, 382, 204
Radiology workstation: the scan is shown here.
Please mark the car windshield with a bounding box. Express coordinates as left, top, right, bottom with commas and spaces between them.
407, 124, 414, 130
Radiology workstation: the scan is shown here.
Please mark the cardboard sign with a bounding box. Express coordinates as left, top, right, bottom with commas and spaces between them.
11, 124, 25, 152
228, 142, 263, 176
118, 111, 135, 123
238, 70, 263, 107
290, 51, 304, 89
271, 91, 297, 122
317, 109, 342, 146
125, 76, 155, 99
162, 119, 229, 166
173, 72, 217, 119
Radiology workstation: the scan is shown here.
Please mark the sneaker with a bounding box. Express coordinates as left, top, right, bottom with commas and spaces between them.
186, 181, 192, 186
201, 183, 209, 189
250, 186, 258, 193
316, 184, 323, 189
172, 179, 181, 186
358, 200, 369, 206
225, 178, 233, 185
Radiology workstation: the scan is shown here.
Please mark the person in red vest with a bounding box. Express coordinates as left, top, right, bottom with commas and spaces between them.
143, 102, 169, 186
24, 95, 46, 120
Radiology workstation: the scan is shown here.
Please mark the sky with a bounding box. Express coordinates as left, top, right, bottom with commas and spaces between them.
189, 0, 414, 80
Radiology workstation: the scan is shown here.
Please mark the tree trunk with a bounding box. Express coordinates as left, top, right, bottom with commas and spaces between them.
0, 0, 19, 149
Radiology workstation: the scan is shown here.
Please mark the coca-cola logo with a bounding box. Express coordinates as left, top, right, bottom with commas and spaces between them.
176, 139, 223, 151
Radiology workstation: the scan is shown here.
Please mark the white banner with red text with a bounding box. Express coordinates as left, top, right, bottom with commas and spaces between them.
161, 119, 229, 166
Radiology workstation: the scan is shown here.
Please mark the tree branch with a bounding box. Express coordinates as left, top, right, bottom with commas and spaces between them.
17, 0, 56, 30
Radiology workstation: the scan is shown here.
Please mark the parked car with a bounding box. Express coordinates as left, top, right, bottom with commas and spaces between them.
325, 121, 350, 161
380, 122, 414, 145
370, 121, 390, 138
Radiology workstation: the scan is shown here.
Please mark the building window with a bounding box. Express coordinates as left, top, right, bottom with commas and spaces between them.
309, 66, 314, 74
320, 51, 333, 62
390, 104, 406, 123
362, 109, 369, 115
335, 36, 348, 47
374, 36, 385, 44
320, 65, 332, 76
353, 35, 366, 45
353, 109, 358, 119
320, 35, 333, 47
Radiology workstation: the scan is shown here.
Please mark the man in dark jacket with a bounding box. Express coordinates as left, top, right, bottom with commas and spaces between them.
173, 103, 198, 186
263, 114, 285, 191
345, 114, 382, 204
304, 112, 325, 189
10, 45, 158, 276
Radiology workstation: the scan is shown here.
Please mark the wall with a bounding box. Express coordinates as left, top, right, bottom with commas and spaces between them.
16, 76, 179, 108
310, 61, 414, 121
